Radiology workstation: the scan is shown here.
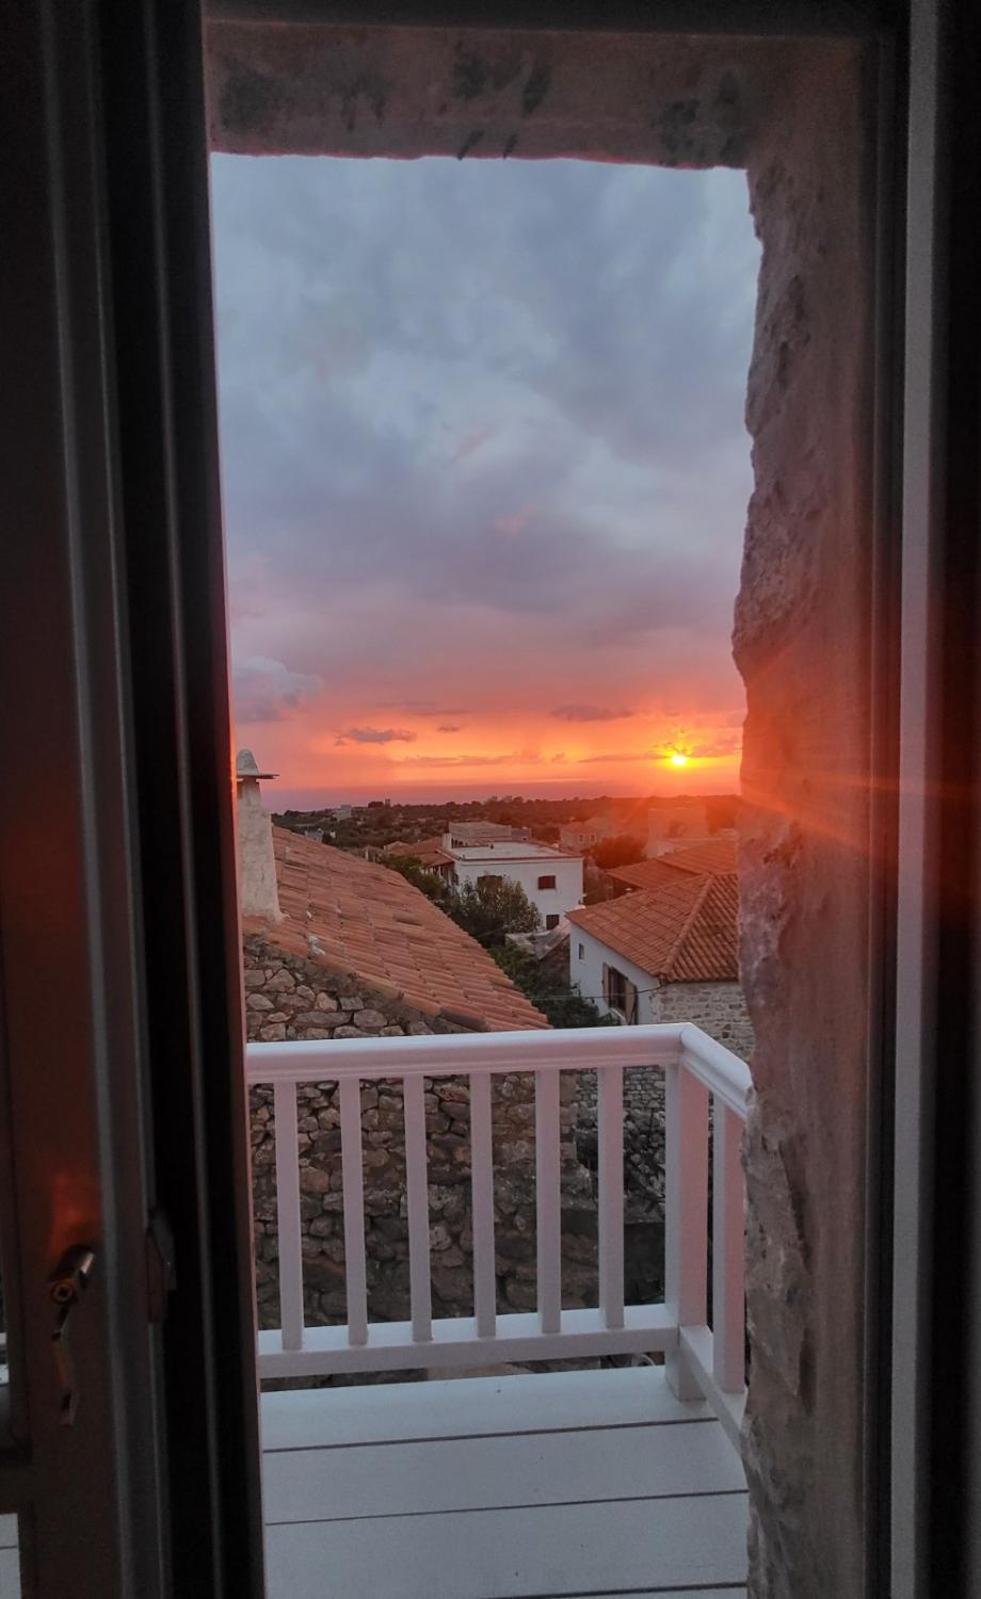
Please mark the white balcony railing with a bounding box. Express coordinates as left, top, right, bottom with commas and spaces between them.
246, 1022, 752, 1445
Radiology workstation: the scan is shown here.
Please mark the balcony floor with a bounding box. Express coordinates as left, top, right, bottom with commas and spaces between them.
262, 1364, 749, 1599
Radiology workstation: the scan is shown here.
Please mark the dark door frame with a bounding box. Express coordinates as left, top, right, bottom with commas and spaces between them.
8, 1, 980, 1596
1, 1, 263, 1595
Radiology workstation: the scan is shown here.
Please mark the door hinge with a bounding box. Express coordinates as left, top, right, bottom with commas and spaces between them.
146, 1209, 176, 1324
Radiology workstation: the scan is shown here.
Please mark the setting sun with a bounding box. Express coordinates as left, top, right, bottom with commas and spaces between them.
669, 751, 690, 768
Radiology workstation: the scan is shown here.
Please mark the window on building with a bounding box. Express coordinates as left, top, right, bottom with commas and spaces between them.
545, 914, 560, 930
602, 963, 639, 1023
578, 943, 585, 960
476, 873, 501, 891
537, 874, 557, 890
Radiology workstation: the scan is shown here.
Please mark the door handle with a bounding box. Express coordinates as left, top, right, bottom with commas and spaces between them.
48, 1244, 97, 1425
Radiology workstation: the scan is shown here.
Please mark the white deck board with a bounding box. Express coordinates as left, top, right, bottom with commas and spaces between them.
262, 1367, 747, 1599
0, 1521, 14, 1552
261, 1365, 711, 1452
265, 1492, 749, 1599
0, 1550, 18, 1599
264, 1420, 745, 1523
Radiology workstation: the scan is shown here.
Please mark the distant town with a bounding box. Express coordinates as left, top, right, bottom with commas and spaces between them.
273, 791, 739, 858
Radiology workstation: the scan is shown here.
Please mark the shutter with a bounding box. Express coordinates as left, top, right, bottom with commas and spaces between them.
625, 979, 639, 1024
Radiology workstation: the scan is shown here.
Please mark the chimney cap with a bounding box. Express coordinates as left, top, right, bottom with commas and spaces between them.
236, 748, 278, 782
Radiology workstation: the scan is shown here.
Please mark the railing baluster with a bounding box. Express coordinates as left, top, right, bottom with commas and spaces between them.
535, 1068, 562, 1335
597, 1064, 624, 1330
274, 1080, 304, 1352
339, 1075, 368, 1345
403, 1072, 432, 1343
712, 1099, 746, 1393
469, 1069, 497, 1338
664, 1061, 709, 1399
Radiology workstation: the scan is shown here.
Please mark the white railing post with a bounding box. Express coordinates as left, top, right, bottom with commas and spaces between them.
338, 1075, 368, 1346
403, 1072, 432, 1343
273, 1080, 305, 1352
469, 1070, 497, 1338
535, 1067, 562, 1335
664, 1060, 709, 1400
712, 1100, 746, 1394
597, 1064, 624, 1330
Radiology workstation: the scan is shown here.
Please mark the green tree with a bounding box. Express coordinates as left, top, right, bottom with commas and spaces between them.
384, 855, 458, 914
453, 878, 541, 947
383, 860, 540, 948
492, 944, 616, 1029
591, 833, 646, 870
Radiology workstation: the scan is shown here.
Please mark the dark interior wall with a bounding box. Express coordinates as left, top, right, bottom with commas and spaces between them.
206, 25, 874, 1596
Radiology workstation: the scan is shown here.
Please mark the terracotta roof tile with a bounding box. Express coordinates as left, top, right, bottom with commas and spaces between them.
608, 836, 737, 891
245, 828, 548, 1032
381, 836, 454, 869
568, 872, 739, 983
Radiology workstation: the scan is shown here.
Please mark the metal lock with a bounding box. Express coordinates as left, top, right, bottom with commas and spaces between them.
48, 1244, 97, 1426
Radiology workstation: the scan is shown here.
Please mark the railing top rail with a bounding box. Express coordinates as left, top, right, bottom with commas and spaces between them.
679, 1023, 752, 1119
246, 1022, 688, 1084
246, 1021, 752, 1103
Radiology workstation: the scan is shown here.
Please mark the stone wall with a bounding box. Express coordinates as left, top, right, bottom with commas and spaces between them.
245, 938, 604, 1333
734, 47, 872, 1599
655, 980, 755, 1064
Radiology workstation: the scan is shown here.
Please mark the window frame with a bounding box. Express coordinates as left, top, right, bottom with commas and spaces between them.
5, 1, 968, 1594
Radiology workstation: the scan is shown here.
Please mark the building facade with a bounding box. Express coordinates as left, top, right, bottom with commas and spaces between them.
444, 837, 583, 927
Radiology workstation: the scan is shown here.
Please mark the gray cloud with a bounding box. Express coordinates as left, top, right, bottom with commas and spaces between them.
551, 704, 633, 723
233, 655, 321, 723
335, 727, 417, 746
437, 723, 463, 733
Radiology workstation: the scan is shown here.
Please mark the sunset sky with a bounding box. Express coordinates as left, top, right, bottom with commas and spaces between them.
211, 155, 759, 810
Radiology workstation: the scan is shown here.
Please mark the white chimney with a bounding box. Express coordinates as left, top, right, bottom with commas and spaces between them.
235, 749, 282, 921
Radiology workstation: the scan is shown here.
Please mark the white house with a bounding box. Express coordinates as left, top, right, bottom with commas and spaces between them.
446, 821, 530, 845
442, 836, 583, 928
567, 867, 753, 1058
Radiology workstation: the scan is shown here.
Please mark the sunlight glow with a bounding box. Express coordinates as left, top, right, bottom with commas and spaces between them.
669, 751, 690, 768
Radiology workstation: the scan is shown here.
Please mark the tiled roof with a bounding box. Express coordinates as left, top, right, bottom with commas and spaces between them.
608, 836, 737, 892
567, 872, 739, 983
244, 828, 548, 1033
381, 836, 454, 869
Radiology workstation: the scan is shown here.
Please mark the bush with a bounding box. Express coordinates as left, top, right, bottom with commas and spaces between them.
493, 945, 616, 1030
385, 858, 540, 947
591, 833, 646, 870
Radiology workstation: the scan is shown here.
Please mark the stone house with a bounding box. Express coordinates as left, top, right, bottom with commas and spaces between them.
558, 814, 614, 853
568, 857, 753, 1062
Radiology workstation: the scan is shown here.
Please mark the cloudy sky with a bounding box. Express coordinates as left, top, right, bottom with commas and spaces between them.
211, 154, 759, 808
